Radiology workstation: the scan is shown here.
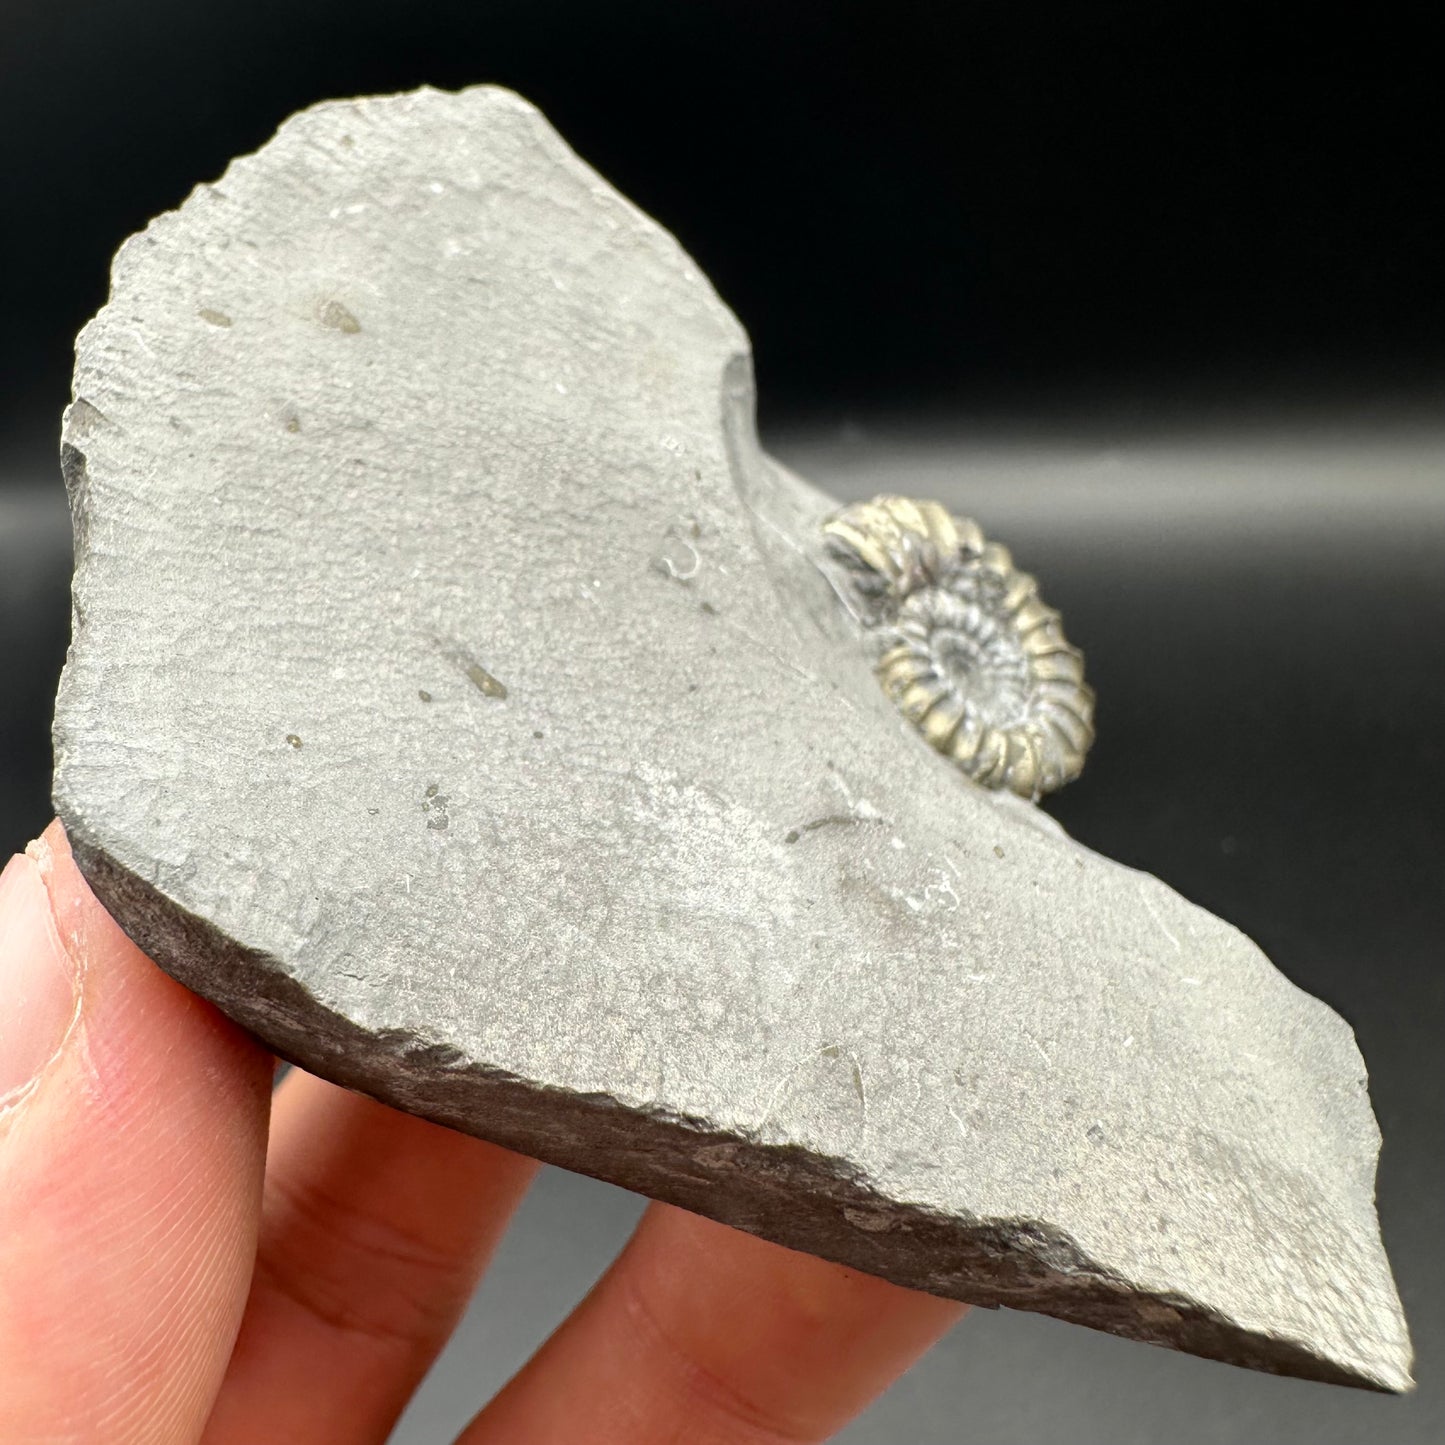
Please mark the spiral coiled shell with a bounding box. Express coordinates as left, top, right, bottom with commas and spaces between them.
823, 495, 1094, 799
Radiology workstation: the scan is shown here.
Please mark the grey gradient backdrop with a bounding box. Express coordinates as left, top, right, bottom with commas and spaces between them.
2, 3, 1442, 1441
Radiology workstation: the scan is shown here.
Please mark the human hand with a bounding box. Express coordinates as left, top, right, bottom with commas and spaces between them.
0, 821, 963, 1443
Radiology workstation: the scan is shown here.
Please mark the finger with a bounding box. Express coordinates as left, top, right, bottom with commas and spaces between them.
0, 823, 273, 1443
203, 1069, 538, 1445
458, 1202, 965, 1445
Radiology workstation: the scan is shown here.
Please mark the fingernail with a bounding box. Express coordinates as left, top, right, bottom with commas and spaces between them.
0, 851, 81, 1106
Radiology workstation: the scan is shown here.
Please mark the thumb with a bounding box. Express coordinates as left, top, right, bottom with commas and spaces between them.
0, 822, 273, 1442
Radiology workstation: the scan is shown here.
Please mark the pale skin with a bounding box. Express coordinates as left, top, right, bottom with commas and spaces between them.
0, 821, 964, 1443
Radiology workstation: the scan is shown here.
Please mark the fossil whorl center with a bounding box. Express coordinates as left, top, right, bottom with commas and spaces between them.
823, 495, 1095, 799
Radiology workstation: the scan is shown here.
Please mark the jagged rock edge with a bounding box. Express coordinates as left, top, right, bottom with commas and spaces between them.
48, 91, 1411, 1390
713, 348, 1405, 1393
52, 808, 1394, 1389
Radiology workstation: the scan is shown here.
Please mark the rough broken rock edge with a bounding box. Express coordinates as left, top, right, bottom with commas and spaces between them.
52, 85, 1413, 1394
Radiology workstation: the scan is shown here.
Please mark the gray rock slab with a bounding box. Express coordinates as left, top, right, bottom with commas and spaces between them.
52, 85, 1412, 1391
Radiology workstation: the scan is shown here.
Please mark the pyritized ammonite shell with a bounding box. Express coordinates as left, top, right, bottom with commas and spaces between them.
822, 495, 1095, 799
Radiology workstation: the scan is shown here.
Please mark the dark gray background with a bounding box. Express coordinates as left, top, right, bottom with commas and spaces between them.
1, 3, 1441, 1440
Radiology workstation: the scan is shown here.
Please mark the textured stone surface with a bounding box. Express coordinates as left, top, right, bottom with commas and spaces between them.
53, 86, 1411, 1391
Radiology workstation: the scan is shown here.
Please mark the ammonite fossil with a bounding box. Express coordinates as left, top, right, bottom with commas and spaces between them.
822, 495, 1095, 799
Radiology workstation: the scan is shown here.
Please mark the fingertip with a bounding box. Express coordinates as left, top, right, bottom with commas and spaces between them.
0, 848, 81, 1109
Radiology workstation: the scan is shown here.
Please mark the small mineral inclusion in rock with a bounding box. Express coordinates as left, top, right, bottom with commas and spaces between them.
823, 495, 1095, 799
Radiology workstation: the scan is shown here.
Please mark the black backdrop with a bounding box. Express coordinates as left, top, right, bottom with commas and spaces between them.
1, 6, 1442, 1442
4, 1, 1445, 438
